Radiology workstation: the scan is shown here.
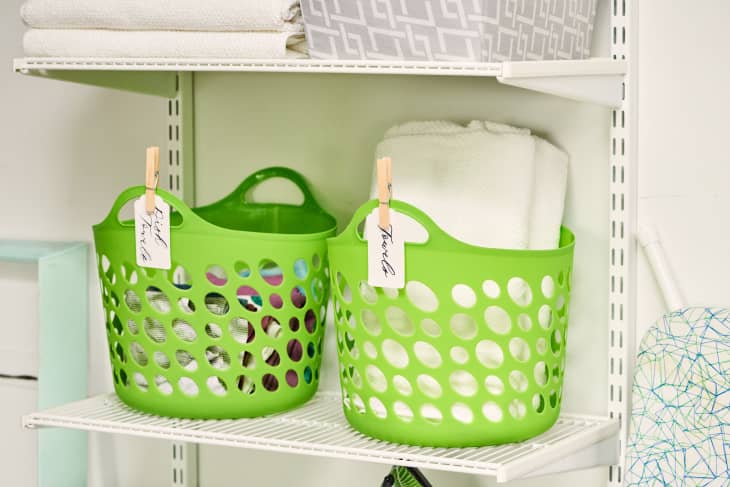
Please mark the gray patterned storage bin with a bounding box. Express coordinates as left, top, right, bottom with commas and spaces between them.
302, 0, 597, 62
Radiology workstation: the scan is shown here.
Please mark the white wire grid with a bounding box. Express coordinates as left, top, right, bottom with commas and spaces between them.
24, 392, 618, 482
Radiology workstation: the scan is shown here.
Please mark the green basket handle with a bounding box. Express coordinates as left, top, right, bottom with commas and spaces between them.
98, 186, 199, 230
343, 199, 454, 248
225, 166, 321, 211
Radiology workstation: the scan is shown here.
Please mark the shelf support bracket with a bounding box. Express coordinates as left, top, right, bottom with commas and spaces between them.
498, 59, 626, 107
15, 67, 178, 99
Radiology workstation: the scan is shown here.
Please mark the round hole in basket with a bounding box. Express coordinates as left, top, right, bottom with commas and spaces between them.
235, 261, 251, 278
287, 339, 303, 361
143, 317, 166, 343
482, 402, 503, 422
262, 374, 279, 392
450, 346, 469, 364
262, 347, 281, 367
386, 306, 415, 336
304, 309, 317, 333
124, 290, 142, 313
291, 286, 307, 309
169, 265, 192, 289
413, 341, 442, 368
359, 281, 378, 305
175, 350, 198, 372
178, 377, 199, 397
310, 278, 325, 303
420, 404, 443, 424
205, 293, 230, 316
534, 361, 549, 387
382, 339, 409, 368
303, 366, 313, 384
361, 309, 382, 336
541, 275, 556, 299
236, 375, 256, 395
178, 297, 196, 314
205, 323, 222, 339
154, 351, 170, 369
237, 286, 262, 312
205, 265, 228, 287
262, 316, 283, 338
294, 258, 309, 280
450, 313, 477, 340
509, 337, 531, 362
365, 365, 388, 393
451, 284, 477, 308
485, 306, 512, 335
229, 317, 255, 344
205, 346, 231, 370
449, 370, 478, 397
393, 375, 413, 396
405, 281, 438, 312
259, 259, 283, 287
416, 374, 442, 399
207, 376, 227, 396
482, 280, 500, 299
451, 403, 474, 424
538, 305, 553, 329
533, 393, 546, 413
394, 401, 414, 422
127, 319, 139, 335
240, 351, 256, 369
268, 293, 283, 309
130, 342, 148, 366
133, 373, 148, 392
475, 340, 504, 369
172, 318, 197, 342
286, 370, 299, 388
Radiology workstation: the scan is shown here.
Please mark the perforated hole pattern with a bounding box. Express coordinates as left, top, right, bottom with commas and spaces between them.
96, 246, 329, 419
330, 261, 572, 446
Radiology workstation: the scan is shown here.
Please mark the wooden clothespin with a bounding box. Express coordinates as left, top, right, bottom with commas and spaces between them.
145, 146, 160, 214
377, 157, 392, 230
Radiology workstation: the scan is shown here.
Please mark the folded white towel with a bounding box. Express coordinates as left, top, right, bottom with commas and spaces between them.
371, 120, 537, 250
21, 0, 302, 32
23, 29, 307, 59
529, 137, 568, 249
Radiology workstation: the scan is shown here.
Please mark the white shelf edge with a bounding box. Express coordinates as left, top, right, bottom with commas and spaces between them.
23, 392, 619, 483
13, 57, 626, 106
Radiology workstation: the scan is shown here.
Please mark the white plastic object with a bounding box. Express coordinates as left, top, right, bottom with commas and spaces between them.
637, 226, 686, 311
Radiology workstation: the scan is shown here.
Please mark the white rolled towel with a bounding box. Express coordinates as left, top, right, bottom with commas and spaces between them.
21, 0, 302, 32
370, 120, 537, 250
528, 137, 568, 249
23, 29, 307, 59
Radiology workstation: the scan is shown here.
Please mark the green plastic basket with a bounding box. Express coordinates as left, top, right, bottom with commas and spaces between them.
327, 200, 575, 447
93, 167, 336, 419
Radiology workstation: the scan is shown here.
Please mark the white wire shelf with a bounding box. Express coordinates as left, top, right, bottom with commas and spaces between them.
23, 392, 619, 482
13, 57, 626, 106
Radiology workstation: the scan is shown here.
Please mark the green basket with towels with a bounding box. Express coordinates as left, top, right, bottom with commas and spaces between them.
327, 199, 575, 446
93, 167, 336, 419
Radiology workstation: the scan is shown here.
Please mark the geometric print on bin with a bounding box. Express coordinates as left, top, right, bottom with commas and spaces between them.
303, 0, 596, 61
97, 252, 328, 411
331, 268, 571, 441
626, 308, 730, 486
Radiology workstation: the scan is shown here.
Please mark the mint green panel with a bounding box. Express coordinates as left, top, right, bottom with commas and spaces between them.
37, 243, 88, 487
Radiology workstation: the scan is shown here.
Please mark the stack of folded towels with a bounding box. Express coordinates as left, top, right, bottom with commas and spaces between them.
369, 120, 569, 251
21, 0, 307, 58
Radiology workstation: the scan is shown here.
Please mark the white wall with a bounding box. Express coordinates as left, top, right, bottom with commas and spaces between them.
0, 1, 728, 486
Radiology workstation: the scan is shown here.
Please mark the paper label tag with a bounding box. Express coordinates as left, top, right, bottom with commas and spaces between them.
134, 195, 171, 270
367, 208, 405, 289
